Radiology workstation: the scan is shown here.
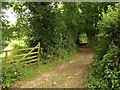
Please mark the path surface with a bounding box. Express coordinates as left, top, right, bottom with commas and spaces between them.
12, 47, 94, 88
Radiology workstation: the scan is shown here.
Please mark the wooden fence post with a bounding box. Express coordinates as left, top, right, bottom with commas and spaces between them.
38, 42, 40, 61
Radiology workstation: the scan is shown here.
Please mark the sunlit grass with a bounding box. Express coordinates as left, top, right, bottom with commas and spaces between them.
79, 33, 87, 43
1, 39, 27, 62
0, 53, 5, 58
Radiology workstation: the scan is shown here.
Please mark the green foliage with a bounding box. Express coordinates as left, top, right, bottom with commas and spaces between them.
24, 2, 78, 62
63, 3, 83, 44
80, 2, 116, 47
87, 44, 120, 89
2, 63, 23, 88
95, 35, 110, 60
2, 2, 119, 89
2, 41, 28, 88
79, 33, 87, 43
86, 3, 120, 89
79, 2, 100, 47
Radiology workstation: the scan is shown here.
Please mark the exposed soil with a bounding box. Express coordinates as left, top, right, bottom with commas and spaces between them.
11, 47, 94, 88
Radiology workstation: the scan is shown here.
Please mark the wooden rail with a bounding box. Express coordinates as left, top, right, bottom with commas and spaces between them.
2, 42, 40, 66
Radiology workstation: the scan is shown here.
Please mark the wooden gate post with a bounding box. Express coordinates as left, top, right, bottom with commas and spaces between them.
38, 42, 40, 61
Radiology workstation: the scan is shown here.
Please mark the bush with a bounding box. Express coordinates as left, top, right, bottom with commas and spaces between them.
86, 3, 120, 89
2, 63, 24, 88
86, 44, 120, 89
2, 40, 28, 88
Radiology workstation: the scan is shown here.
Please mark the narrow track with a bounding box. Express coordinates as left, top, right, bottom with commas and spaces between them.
12, 47, 94, 88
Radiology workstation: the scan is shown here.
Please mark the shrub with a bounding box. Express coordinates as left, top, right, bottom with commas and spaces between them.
86, 3, 120, 89
2, 63, 24, 88
87, 44, 120, 89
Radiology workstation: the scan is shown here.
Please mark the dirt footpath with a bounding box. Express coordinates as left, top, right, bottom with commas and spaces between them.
12, 47, 94, 88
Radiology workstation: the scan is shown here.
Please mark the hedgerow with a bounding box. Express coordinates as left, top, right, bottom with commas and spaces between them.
86, 3, 120, 89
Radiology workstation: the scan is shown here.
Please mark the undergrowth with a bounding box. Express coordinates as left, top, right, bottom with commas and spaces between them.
86, 44, 120, 89
86, 4, 120, 89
